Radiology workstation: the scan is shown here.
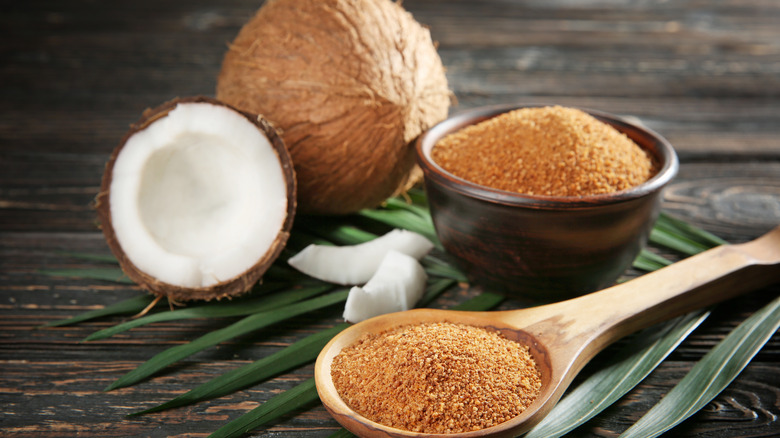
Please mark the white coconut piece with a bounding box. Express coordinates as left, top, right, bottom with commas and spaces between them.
97, 97, 296, 301
287, 229, 434, 285
342, 250, 428, 323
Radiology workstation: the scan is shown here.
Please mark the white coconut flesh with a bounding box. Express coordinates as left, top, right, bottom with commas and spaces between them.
108, 102, 288, 289
343, 250, 428, 323
287, 229, 434, 285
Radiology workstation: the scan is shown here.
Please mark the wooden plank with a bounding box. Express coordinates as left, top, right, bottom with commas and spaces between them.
1, 0, 779, 436
2, 358, 778, 437
3, 161, 780, 232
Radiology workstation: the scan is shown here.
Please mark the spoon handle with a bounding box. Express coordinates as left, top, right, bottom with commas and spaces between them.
501, 226, 780, 358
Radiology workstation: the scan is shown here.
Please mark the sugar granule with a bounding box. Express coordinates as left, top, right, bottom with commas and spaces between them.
431, 106, 657, 197
330, 322, 542, 434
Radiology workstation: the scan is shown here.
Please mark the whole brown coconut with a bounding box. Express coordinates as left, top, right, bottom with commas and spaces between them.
96, 97, 296, 302
216, 0, 451, 215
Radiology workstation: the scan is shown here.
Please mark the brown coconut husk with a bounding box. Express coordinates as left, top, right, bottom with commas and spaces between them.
95, 96, 297, 302
217, 0, 451, 215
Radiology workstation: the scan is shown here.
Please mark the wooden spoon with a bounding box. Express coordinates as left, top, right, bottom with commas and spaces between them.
315, 226, 780, 438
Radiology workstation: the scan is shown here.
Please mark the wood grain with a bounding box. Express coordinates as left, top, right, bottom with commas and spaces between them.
1, 0, 778, 437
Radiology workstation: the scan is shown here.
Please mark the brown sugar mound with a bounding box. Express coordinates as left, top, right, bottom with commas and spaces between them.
330, 322, 542, 434
432, 106, 658, 197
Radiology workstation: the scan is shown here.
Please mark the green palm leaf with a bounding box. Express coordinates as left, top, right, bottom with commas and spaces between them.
358, 208, 440, 246
383, 193, 432, 217
524, 310, 711, 438
207, 378, 321, 438
84, 283, 327, 341
418, 278, 457, 307
656, 212, 728, 247
649, 213, 726, 255
131, 278, 455, 416
104, 289, 349, 391
422, 255, 469, 282
620, 294, 780, 438
297, 220, 378, 246
452, 291, 505, 311
632, 248, 672, 272
523, 213, 725, 437
131, 323, 349, 416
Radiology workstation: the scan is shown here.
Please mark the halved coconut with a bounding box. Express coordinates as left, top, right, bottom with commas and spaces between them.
96, 97, 296, 302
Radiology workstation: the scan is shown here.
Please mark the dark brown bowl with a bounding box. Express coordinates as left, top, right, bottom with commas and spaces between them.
415, 104, 679, 301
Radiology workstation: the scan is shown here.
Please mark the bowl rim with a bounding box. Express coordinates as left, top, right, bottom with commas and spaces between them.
415, 103, 679, 208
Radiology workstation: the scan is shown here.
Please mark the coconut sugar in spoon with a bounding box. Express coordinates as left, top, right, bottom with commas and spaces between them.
315, 226, 780, 438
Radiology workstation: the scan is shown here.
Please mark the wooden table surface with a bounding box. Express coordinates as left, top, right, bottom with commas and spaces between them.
2, 1, 779, 437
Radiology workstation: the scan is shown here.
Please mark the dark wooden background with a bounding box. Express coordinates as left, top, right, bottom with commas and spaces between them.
1, 0, 779, 437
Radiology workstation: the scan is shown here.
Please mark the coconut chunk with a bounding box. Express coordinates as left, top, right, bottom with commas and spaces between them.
343, 250, 428, 323
287, 229, 434, 285
97, 97, 296, 301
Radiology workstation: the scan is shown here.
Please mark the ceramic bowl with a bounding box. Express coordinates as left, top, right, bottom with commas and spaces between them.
415, 104, 679, 301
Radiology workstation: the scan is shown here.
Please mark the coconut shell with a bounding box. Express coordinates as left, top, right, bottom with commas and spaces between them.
216, 0, 451, 215
96, 96, 297, 302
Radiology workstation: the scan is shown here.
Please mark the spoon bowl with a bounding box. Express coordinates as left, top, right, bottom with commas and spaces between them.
317, 308, 554, 438
315, 226, 780, 438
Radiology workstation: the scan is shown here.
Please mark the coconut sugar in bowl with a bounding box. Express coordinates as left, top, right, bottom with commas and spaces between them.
415, 104, 679, 300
